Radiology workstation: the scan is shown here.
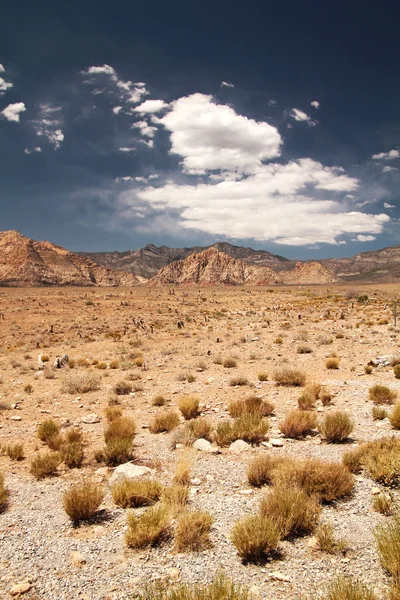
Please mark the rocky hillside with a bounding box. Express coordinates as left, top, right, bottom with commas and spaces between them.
321, 245, 400, 282
0, 231, 139, 287
147, 248, 336, 286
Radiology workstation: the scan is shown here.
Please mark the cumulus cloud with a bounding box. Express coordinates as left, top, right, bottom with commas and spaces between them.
290, 108, 316, 126
311, 100, 320, 109
133, 99, 168, 113
0, 64, 4, 73
32, 104, 64, 149
82, 64, 148, 109
113, 106, 123, 115
372, 149, 400, 160
221, 81, 234, 88
1, 102, 26, 122
0, 64, 13, 95
131, 120, 157, 138
85, 64, 117, 78
156, 93, 282, 174
354, 235, 376, 242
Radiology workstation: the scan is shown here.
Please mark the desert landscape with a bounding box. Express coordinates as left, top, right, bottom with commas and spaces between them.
1, 256, 400, 599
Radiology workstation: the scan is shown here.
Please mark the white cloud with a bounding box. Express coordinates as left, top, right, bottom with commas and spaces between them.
0, 77, 13, 95
268, 99, 277, 106
119, 147, 136, 153
82, 64, 149, 108
221, 81, 234, 88
0, 64, 4, 73
131, 120, 157, 138
135, 176, 147, 182
127, 87, 149, 104
32, 104, 64, 149
384, 202, 395, 209
113, 106, 123, 115
133, 99, 168, 113
383, 165, 398, 172
156, 93, 282, 174
1, 102, 26, 122
148, 174, 159, 179
115, 176, 134, 182
372, 149, 400, 160
311, 101, 320, 109
354, 235, 376, 242
24, 146, 42, 155
291, 108, 316, 126
84, 64, 117, 79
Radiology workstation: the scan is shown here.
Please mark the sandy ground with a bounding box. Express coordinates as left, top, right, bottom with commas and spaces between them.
0, 283, 400, 599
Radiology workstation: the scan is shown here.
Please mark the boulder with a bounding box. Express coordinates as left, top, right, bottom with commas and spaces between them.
192, 438, 219, 453
109, 463, 155, 486
229, 439, 251, 453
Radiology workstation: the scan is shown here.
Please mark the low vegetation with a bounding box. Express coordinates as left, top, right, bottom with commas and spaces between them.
112, 478, 162, 508
61, 372, 100, 394
174, 511, 213, 552
318, 411, 354, 442
149, 410, 180, 433
326, 576, 376, 600
231, 514, 280, 562
178, 395, 200, 420
125, 504, 171, 549
63, 480, 105, 523
259, 485, 320, 538
134, 574, 250, 600
274, 368, 306, 387
30, 451, 61, 479
279, 409, 317, 438
214, 415, 269, 446
369, 384, 397, 405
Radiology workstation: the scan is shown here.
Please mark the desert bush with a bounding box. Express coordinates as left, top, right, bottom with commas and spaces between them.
223, 357, 237, 368
373, 493, 393, 516
6, 443, 24, 461
113, 380, 132, 395
319, 411, 354, 442
126, 504, 171, 549
104, 406, 123, 422
162, 484, 189, 513
95, 361, 107, 370
112, 478, 162, 508
214, 415, 269, 446
174, 456, 191, 486
316, 522, 347, 554
247, 455, 282, 487
37, 418, 60, 445
173, 418, 213, 447
394, 365, 400, 379
178, 395, 200, 420
390, 403, 400, 429
364, 365, 373, 375
228, 395, 274, 418
317, 334, 333, 345
43, 365, 55, 379
229, 375, 249, 387
274, 368, 306, 387
0, 472, 8, 512
24, 383, 33, 393
149, 410, 180, 434
326, 357, 340, 370
187, 374, 196, 383
344, 437, 400, 485
60, 442, 84, 468
231, 514, 280, 562
297, 345, 313, 354
103, 439, 132, 466
109, 359, 120, 369
326, 576, 376, 600
213, 355, 223, 365
152, 395, 167, 406
63, 479, 105, 523
372, 406, 387, 420
279, 410, 317, 439
336, 332, 345, 339
259, 485, 320, 538
369, 384, 397, 405
175, 511, 213, 552
30, 451, 61, 479
297, 387, 318, 410
320, 388, 333, 406
134, 573, 249, 600
104, 416, 136, 445
76, 357, 90, 367
62, 372, 100, 394
65, 428, 83, 444
257, 372, 269, 381
274, 336, 283, 344
342, 446, 365, 473
376, 513, 400, 579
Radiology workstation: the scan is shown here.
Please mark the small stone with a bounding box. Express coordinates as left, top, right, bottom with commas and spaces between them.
10, 582, 31, 595
239, 489, 253, 496
190, 478, 201, 486
10, 416, 21, 421
270, 438, 284, 447
371, 487, 381, 495
70, 551, 86, 567
269, 571, 290, 583
167, 568, 180, 581
81, 413, 100, 424
229, 439, 251, 453
109, 463, 155, 486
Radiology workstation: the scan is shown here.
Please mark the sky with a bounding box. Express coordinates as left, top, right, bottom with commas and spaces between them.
1, 0, 399, 259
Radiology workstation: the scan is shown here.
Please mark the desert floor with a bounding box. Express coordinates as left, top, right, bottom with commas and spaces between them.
0, 283, 400, 599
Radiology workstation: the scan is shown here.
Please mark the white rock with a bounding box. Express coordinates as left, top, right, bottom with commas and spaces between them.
70, 550, 86, 566
10, 582, 31, 596
81, 413, 100, 424
193, 438, 212, 452
229, 439, 251, 453
269, 571, 290, 582
109, 463, 155, 486
10, 416, 21, 421
190, 478, 201, 486
270, 438, 284, 447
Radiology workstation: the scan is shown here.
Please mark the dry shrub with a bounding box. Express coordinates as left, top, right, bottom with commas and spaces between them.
260, 486, 320, 538
343, 437, 400, 486
175, 511, 213, 552
372, 406, 387, 421
373, 493, 393, 516
63, 479, 105, 523
113, 380, 132, 395
30, 451, 61, 479
62, 372, 100, 394
320, 388, 333, 406
274, 368, 306, 387
214, 415, 269, 446
229, 375, 249, 387
390, 403, 400, 429
149, 410, 180, 434
229, 395, 274, 418
369, 384, 397, 405
342, 446, 365, 473
326, 357, 340, 370
125, 504, 171, 549
103, 439, 132, 466
60, 442, 84, 468
162, 484, 189, 513
24, 383, 33, 393
364, 365, 373, 375
0, 472, 8, 512
376, 513, 400, 580
134, 354, 144, 367
112, 478, 162, 508
178, 395, 200, 420
76, 357, 90, 367
37, 418, 60, 444
66, 428, 83, 444
104, 416, 136, 445
257, 372, 269, 382
223, 357, 237, 368
297, 345, 313, 354
274, 336, 283, 344
326, 576, 376, 600
247, 455, 282, 487
316, 523, 347, 554
104, 406, 123, 421
174, 456, 191, 486
231, 514, 280, 562
173, 418, 213, 447
318, 411, 354, 442
135, 573, 249, 600
297, 389, 317, 410
152, 395, 167, 406
95, 361, 107, 370
279, 410, 317, 438
109, 359, 120, 369
6, 443, 24, 461
394, 365, 400, 379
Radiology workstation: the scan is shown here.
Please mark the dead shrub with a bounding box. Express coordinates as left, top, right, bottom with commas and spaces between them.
247, 455, 283, 487
214, 415, 269, 446
376, 513, 400, 580
125, 504, 171, 549
37, 418, 60, 445
30, 451, 61, 479
104, 416, 136, 445
103, 439, 132, 466
6, 443, 24, 461
297, 345, 313, 354
372, 406, 387, 421
229, 395, 274, 418
223, 357, 237, 368
174, 456, 191, 486
274, 368, 306, 387
149, 411, 180, 434
175, 511, 213, 552
134, 574, 249, 600
231, 514, 280, 562
95, 361, 107, 370
113, 380, 133, 395
343, 437, 400, 486
394, 365, 400, 379
0, 472, 8, 512
229, 375, 249, 387
63, 479, 105, 523
326, 577, 376, 600
152, 395, 167, 406
112, 478, 162, 508
104, 406, 123, 421
178, 395, 200, 420
62, 372, 100, 394
260, 485, 320, 538
316, 522, 347, 554
318, 411, 354, 442
162, 484, 189, 513
109, 359, 120, 369
326, 357, 340, 370
390, 403, 400, 429
320, 388, 333, 406
76, 357, 90, 367
373, 493, 393, 516
369, 384, 397, 405
257, 372, 269, 382
279, 410, 317, 439
173, 418, 213, 447
61, 442, 84, 468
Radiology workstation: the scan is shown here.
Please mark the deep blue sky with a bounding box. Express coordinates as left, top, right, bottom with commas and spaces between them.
0, 0, 399, 258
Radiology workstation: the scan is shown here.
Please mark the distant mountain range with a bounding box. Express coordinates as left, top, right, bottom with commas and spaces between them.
0, 230, 399, 286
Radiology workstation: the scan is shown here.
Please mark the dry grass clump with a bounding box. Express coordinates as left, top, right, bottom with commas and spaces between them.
247, 455, 281, 487
343, 437, 400, 485
223, 357, 237, 368
173, 418, 213, 447
178, 395, 200, 420
260, 486, 320, 538
152, 394, 167, 406
297, 387, 318, 410
0, 472, 8, 512
326, 357, 340, 369
109, 359, 120, 369
24, 383, 33, 393
102, 439, 132, 466
102, 416, 136, 466
60, 442, 84, 468
113, 380, 132, 395
369, 384, 397, 405
214, 415, 269, 446
95, 361, 107, 370
326, 576, 376, 600
390, 403, 400, 429
134, 574, 249, 600
318, 411, 354, 443
76, 356, 90, 367
149, 410, 180, 434
228, 395, 274, 418
372, 406, 388, 421
316, 522, 347, 554
174, 511, 213, 552
30, 451, 61, 479
394, 365, 400, 379
231, 514, 280, 562
279, 410, 317, 439
63, 479, 105, 523
174, 456, 191, 486
104, 406, 123, 421
37, 418, 60, 445
364, 364, 373, 375
6, 443, 24, 461
373, 493, 393, 516
297, 345, 313, 354
274, 368, 306, 387
112, 478, 162, 508
320, 387, 333, 406
125, 504, 171, 548
257, 372, 269, 381
162, 484, 189, 513
62, 372, 100, 394
376, 513, 400, 580
229, 375, 249, 387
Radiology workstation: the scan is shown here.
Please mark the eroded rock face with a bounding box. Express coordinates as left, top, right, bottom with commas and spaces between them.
0, 230, 139, 287
281, 261, 339, 285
